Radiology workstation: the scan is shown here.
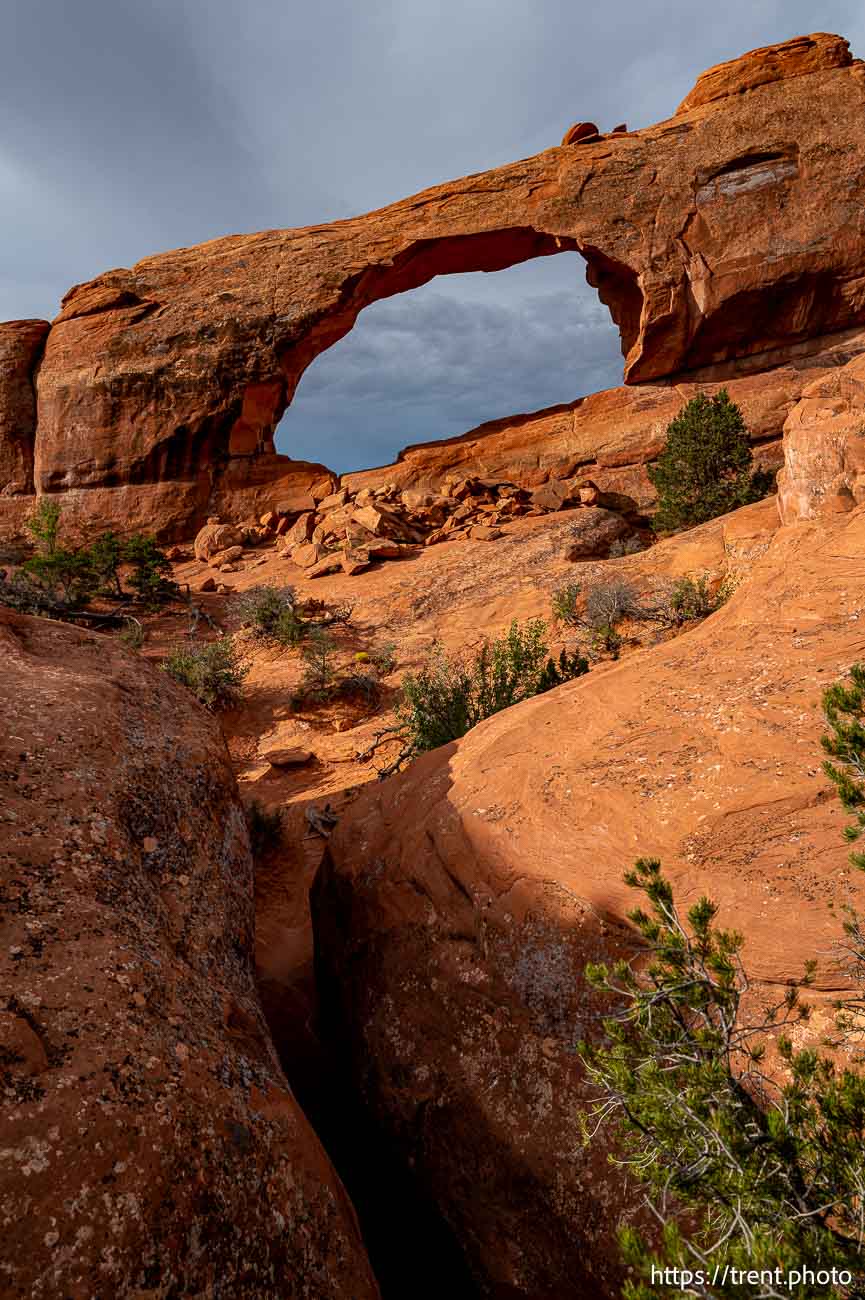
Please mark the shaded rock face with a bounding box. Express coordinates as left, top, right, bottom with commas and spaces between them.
4, 32, 863, 536
0, 320, 50, 536
312, 505, 865, 1298
0, 610, 379, 1299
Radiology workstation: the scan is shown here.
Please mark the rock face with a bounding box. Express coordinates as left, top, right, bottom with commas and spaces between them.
312, 503, 865, 1298
677, 31, 853, 112
0, 320, 50, 533
0, 609, 379, 1299
2, 32, 863, 537
777, 350, 865, 522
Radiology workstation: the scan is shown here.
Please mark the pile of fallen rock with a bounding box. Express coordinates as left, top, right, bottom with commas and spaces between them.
192, 474, 641, 579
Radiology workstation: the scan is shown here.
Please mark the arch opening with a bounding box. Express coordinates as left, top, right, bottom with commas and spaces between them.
273, 235, 629, 474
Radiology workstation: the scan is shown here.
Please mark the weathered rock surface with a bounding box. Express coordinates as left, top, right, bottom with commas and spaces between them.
777, 350, 865, 522
6, 33, 863, 536
0, 609, 379, 1298
312, 503, 865, 1298
0, 321, 50, 539
677, 31, 853, 113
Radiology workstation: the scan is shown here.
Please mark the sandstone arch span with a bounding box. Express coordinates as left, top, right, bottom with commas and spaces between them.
3, 32, 864, 537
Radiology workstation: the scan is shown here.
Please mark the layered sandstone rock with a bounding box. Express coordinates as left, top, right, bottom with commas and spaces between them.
677, 32, 853, 113
0, 320, 50, 538
777, 350, 865, 522
312, 503, 865, 1298
9, 32, 863, 536
0, 609, 379, 1298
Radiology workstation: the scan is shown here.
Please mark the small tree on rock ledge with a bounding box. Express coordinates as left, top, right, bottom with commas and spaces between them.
649, 389, 773, 532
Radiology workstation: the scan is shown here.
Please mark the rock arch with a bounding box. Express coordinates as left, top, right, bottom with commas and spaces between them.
6, 32, 865, 537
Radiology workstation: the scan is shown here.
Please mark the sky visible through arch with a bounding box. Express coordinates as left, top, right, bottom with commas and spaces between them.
2, 1, 864, 472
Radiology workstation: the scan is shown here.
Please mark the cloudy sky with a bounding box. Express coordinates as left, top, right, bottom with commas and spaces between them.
3, 2, 864, 471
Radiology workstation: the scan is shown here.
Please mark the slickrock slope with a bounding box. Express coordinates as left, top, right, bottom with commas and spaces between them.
0, 610, 379, 1299
312, 501, 865, 1298
1, 32, 861, 535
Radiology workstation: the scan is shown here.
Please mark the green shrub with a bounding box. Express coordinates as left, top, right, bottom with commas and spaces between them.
396, 619, 588, 759
162, 637, 248, 710
246, 800, 283, 859
88, 529, 125, 598
24, 545, 99, 609
665, 574, 719, 625
26, 498, 61, 554
123, 534, 176, 604
552, 579, 641, 659
236, 585, 298, 636
649, 390, 772, 532
299, 629, 339, 701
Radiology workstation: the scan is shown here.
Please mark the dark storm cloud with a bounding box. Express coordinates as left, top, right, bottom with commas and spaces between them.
2, 1, 863, 470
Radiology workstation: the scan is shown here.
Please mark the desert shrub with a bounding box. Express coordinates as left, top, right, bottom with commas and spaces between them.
664, 574, 719, 625
118, 619, 145, 651
0, 568, 70, 617
299, 629, 339, 701
368, 640, 398, 675
553, 579, 642, 659
12, 502, 175, 612
24, 544, 99, 608
608, 534, 645, 558
579, 860, 865, 1298
162, 637, 248, 710
88, 529, 125, 598
246, 800, 283, 858
580, 664, 865, 1296
123, 534, 176, 604
649, 390, 772, 532
26, 498, 61, 554
236, 585, 298, 637
396, 619, 588, 759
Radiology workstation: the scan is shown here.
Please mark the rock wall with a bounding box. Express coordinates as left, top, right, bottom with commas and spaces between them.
0, 609, 379, 1298
0, 320, 50, 538
1, 33, 864, 537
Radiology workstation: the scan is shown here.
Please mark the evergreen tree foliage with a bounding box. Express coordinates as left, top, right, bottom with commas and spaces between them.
649, 390, 772, 532
579, 664, 865, 1298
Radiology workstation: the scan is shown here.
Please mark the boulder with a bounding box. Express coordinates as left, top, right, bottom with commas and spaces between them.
560, 120, 600, 145
0, 609, 379, 1299
290, 542, 325, 569
562, 507, 630, 559
260, 743, 314, 767
306, 553, 344, 579
193, 520, 243, 562
209, 544, 243, 567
